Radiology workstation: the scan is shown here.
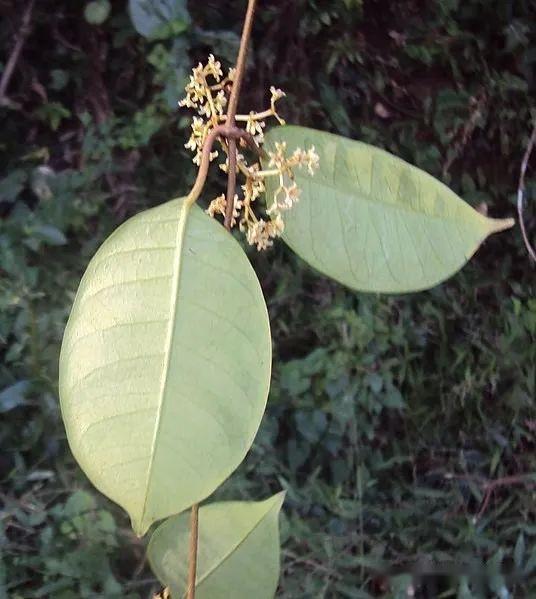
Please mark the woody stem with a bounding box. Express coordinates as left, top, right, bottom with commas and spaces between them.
224, 0, 258, 231
186, 504, 199, 599
185, 125, 254, 208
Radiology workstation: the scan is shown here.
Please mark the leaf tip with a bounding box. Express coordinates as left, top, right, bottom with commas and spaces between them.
132, 516, 149, 538
272, 490, 286, 510
487, 216, 515, 235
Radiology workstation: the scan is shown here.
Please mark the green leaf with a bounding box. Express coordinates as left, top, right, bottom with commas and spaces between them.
194, 29, 241, 64
128, 0, 190, 39
262, 126, 514, 293
0, 380, 29, 413
34, 102, 71, 131
84, 0, 111, 25
514, 532, 525, 569
32, 224, 67, 246
0, 169, 27, 203
148, 493, 285, 598
63, 490, 96, 518
59, 198, 272, 535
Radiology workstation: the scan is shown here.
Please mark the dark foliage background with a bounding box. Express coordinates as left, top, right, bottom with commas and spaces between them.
1, 0, 535, 597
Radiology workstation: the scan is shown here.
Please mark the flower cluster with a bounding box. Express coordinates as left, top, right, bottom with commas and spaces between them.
179, 55, 233, 165
265, 142, 320, 214
178, 56, 320, 251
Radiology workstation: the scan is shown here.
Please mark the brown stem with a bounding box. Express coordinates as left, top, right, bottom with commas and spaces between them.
447, 472, 536, 519
219, 134, 267, 181
224, 0, 258, 230
477, 474, 535, 519
241, 130, 269, 162
227, 0, 258, 124
224, 142, 238, 231
517, 124, 536, 262
186, 503, 199, 599
0, 0, 35, 104
184, 124, 249, 208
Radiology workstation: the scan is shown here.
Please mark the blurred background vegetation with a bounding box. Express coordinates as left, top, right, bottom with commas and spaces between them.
1, 0, 535, 597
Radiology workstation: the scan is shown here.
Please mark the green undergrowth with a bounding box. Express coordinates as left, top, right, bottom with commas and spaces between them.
1, 0, 534, 597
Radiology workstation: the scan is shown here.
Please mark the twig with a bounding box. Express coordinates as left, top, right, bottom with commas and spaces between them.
0, 0, 35, 104
282, 550, 342, 580
186, 503, 199, 599
184, 124, 253, 208
517, 124, 536, 262
226, 0, 257, 122
224, 0, 258, 230
225, 143, 239, 229
442, 91, 487, 178
446, 472, 536, 519
477, 474, 536, 519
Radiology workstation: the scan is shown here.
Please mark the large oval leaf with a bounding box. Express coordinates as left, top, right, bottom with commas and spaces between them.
263, 126, 514, 293
59, 198, 272, 535
148, 493, 284, 598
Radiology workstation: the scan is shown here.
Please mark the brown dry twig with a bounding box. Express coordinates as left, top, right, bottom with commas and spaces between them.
0, 0, 35, 105
477, 474, 536, 519
442, 91, 487, 178
447, 472, 536, 519
517, 124, 536, 262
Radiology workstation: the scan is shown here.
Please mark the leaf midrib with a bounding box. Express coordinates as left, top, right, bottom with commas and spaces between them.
264, 126, 502, 229
182, 497, 281, 597
289, 172, 511, 244
290, 170, 488, 227
139, 198, 191, 532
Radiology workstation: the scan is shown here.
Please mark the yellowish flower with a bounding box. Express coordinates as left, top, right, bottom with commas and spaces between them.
206, 194, 226, 218
180, 55, 319, 251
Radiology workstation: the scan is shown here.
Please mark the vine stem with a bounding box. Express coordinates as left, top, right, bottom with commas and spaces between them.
184, 125, 259, 209
224, 0, 258, 229
517, 123, 536, 262
0, 0, 35, 104
185, 2, 259, 597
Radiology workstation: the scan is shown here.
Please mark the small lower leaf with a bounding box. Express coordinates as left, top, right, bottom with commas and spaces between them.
148, 493, 285, 599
